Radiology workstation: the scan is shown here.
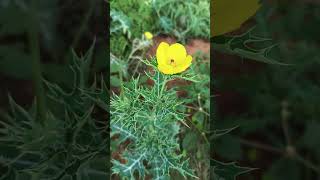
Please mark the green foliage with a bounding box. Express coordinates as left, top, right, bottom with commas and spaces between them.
110, 0, 210, 43
110, 9, 132, 57
213, 1, 320, 179
0, 0, 108, 179
152, 0, 210, 41
211, 159, 255, 180
0, 0, 105, 80
211, 24, 290, 65
174, 53, 210, 179
110, 10, 132, 38
110, 34, 130, 58
111, 58, 199, 179
110, 0, 153, 39
0, 47, 108, 179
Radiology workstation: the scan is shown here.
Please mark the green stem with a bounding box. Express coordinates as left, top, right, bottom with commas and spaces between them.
157, 71, 160, 97
159, 75, 168, 98
239, 138, 283, 154
295, 152, 320, 174
119, 71, 125, 98
28, 0, 46, 124
72, 0, 96, 49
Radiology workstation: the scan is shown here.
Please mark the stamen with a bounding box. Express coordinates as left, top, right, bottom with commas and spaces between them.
169, 59, 176, 67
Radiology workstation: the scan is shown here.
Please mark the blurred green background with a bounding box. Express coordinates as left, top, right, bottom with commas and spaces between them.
0, 0, 108, 106
0, 0, 109, 179
213, 0, 320, 179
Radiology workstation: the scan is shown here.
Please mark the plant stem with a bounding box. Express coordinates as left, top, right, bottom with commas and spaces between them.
185, 105, 209, 116
28, 0, 46, 124
295, 152, 320, 174
157, 71, 160, 97
119, 71, 124, 98
239, 138, 283, 154
72, 0, 96, 48
188, 118, 209, 145
281, 100, 292, 146
159, 76, 167, 98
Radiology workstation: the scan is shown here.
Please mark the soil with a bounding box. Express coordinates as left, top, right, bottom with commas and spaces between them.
186, 38, 210, 56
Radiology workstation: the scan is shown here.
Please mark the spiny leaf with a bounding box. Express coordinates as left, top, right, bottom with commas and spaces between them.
0, 47, 108, 179
112, 152, 147, 179
111, 60, 197, 179
211, 159, 256, 180
211, 126, 238, 139
212, 26, 291, 65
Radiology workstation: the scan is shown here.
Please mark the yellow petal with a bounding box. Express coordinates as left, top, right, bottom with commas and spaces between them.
158, 64, 175, 75
167, 43, 187, 64
156, 42, 169, 66
211, 0, 261, 37
173, 55, 192, 74
185, 55, 192, 64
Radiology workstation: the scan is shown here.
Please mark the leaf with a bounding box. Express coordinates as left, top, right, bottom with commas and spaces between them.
212, 27, 291, 65
112, 152, 147, 179
182, 132, 198, 152
111, 73, 197, 179
70, 40, 95, 89
159, 17, 173, 33
211, 126, 238, 139
211, 159, 256, 180
0, 47, 108, 180
110, 61, 121, 73
77, 156, 109, 180
111, 76, 121, 87
110, 9, 132, 38
153, 0, 210, 40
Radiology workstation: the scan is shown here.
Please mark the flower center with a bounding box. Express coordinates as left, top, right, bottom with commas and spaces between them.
169, 59, 177, 67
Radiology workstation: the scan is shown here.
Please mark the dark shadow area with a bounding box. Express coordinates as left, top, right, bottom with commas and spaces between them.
0, 0, 109, 179
212, 0, 320, 179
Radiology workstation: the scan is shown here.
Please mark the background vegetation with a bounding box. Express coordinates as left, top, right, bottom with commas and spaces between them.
0, 0, 108, 179
213, 0, 320, 179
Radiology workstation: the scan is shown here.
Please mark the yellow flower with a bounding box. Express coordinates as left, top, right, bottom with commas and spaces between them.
144, 31, 153, 40
211, 0, 261, 36
156, 42, 192, 75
